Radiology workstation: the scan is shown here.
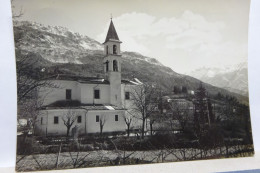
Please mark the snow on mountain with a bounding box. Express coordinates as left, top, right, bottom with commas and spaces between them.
188, 62, 248, 96
15, 21, 103, 51
13, 20, 249, 103
189, 62, 247, 79
13, 21, 103, 64
13, 21, 164, 68
122, 51, 164, 67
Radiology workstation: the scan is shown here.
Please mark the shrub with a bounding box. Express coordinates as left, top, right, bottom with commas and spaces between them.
17, 136, 45, 155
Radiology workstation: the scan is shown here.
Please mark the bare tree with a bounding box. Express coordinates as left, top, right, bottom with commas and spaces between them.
168, 100, 193, 132
16, 51, 58, 104
130, 83, 161, 139
15, 50, 59, 138
149, 112, 161, 136
99, 115, 106, 137
62, 109, 77, 137
123, 114, 133, 137
19, 96, 44, 135
109, 138, 136, 165
68, 147, 91, 168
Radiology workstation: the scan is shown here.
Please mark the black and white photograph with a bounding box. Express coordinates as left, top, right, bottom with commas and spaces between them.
11, 0, 254, 172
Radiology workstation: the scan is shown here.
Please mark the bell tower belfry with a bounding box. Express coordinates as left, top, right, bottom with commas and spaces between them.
103, 19, 122, 108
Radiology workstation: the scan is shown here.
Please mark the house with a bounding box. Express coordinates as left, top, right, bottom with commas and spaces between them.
159, 95, 195, 132
35, 19, 142, 136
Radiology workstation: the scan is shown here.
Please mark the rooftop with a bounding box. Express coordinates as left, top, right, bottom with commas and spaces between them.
45, 74, 109, 84
40, 100, 125, 110
104, 19, 121, 44
46, 74, 140, 85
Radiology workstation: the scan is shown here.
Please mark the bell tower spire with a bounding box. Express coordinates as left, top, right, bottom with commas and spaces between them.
103, 18, 122, 108
103, 19, 121, 44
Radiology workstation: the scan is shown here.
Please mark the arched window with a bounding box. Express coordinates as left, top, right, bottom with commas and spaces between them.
105, 60, 109, 72
113, 60, 118, 71
106, 46, 109, 55
113, 45, 117, 54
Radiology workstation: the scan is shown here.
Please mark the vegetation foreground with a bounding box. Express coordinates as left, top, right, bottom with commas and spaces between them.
16, 134, 254, 172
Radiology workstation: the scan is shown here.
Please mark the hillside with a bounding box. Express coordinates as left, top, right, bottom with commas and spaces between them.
188, 62, 248, 96
13, 20, 249, 104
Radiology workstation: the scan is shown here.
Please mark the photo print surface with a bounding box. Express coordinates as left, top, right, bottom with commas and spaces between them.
11, 0, 254, 171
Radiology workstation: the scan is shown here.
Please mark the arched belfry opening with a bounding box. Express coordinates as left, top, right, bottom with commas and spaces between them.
106, 45, 109, 55
113, 45, 117, 54
113, 60, 118, 71
105, 60, 109, 72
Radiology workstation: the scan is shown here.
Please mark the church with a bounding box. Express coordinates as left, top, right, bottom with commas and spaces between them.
35, 19, 142, 136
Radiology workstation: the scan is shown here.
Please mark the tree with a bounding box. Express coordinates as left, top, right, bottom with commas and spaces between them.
149, 113, 160, 136
62, 110, 77, 137
15, 50, 59, 137
168, 99, 193, 133
214, 93, 252, 143
124, 114, 133, 137
130, 83, 161, 139
181, 86, 188, 93
19, 96, 44, 135
121, 103, 136, 137
193, 83, 212, 135
99, 115, 107, 137
16, 51, 58, 104
173, 86, 181, 94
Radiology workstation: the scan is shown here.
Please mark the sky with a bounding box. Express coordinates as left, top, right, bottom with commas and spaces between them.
12, 0, 250, 74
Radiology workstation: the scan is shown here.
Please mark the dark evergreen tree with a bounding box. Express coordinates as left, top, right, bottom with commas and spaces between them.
181, 86, 188, 93
173, 86, 181, 94
193, 82, 214, 136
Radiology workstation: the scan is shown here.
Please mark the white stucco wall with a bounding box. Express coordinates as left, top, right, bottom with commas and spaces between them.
121, 84, 135, 109
79, 83, 110, 105
35, 109, 126, 136
121, 83, 144, 130
86, 110, 125, 134
35, 109, 86, 136
39, 80, 81, 106
38, 80, 111, 106
35, 71, 145, 136
109, 72, 122, 107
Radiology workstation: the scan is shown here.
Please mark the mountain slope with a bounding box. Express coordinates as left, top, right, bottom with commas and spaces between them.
13, 21, 249, 104
188, 63, 248, 96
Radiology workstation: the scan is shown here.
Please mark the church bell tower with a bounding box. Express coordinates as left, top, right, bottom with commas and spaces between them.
103, 19, 122, 108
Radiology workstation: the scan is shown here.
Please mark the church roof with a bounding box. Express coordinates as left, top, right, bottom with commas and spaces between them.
45, 74, 141, 85
121, 79, 141, 85
45, 74, 110, 84
41, 101, 125, 110
104, 20, 121, 44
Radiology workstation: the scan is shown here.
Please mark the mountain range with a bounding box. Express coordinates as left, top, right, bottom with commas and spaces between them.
188, 63, 248, 96
13, 20, 249, 104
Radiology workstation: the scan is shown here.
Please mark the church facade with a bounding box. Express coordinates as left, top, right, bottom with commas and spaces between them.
35, 20, 142, 136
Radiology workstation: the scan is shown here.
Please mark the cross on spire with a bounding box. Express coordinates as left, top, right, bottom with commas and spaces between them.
110, 13, 113, 20
103, 17, 121, 43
